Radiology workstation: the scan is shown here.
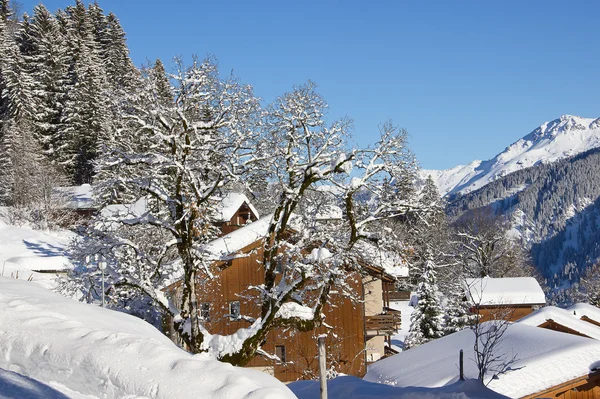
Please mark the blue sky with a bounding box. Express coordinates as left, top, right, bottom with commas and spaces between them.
20, 0, 600, 170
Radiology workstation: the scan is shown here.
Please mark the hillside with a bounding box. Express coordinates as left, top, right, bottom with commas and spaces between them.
445, 147, 600, 295
425, 115, 600, 197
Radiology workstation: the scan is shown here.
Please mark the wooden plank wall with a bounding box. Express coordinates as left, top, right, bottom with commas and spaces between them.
190, 242, 367, 381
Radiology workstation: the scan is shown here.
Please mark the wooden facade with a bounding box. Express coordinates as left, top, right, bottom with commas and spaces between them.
163, 201, 400, 382
521, 371, 600, 399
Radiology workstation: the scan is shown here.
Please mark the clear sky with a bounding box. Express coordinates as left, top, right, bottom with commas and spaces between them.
19, 0, 600, 170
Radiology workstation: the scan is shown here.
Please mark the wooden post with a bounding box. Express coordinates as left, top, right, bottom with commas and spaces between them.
318, 334, 328, 399
459, 349, 464, 381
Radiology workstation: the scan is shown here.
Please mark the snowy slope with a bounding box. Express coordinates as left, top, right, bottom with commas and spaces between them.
0, 278, 295, 399
424, 115, 600, 196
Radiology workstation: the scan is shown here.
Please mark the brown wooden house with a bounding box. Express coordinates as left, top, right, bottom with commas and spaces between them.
163, 195, 402, 381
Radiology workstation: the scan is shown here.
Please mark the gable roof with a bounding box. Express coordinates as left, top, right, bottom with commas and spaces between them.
517, 305, 600, 340
215, 193, 259, 222
364, 322, 600, 398
465, 277, 546, 306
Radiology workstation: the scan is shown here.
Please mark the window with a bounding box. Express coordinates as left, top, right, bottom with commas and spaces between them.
229, 301, 240, 320
275, 345, 286, 363
201, 302, 210, 322
275, 258, 284, 274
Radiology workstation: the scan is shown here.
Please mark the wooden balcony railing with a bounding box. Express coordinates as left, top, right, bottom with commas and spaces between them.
365, 312, 401, 336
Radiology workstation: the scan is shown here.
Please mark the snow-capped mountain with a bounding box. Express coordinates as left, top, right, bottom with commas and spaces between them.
424, 115, 600, 197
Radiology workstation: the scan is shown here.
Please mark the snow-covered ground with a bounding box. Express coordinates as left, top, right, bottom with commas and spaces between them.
0, 217, 74, 290
0, 277, 295, 399
424, 115, 600, 196
389, 300, 414, 351
289, 376, 508, 399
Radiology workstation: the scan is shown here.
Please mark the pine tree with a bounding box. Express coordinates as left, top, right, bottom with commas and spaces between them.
58, 1, 110, 183
23, 5, 69, 158
404, 257, 445, 349
150, 58, 173, 107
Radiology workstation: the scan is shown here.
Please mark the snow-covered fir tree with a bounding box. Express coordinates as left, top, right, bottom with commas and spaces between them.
404, 256, 445, 349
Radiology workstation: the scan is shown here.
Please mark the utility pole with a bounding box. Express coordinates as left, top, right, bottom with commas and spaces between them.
318, 334, 328, 399
98, 257, 107, 307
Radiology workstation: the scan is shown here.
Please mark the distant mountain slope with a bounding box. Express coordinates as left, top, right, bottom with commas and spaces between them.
445, 147, 600, 292
424, 115, 600, 197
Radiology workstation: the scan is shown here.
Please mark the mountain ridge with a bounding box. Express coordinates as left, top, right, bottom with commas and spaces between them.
424, 115, 600, 197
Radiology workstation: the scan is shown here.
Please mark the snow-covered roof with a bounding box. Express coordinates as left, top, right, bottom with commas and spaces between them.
202, 214, 273, 260
567, 303, 600, 324
100, 197, 148, 219
290, 376, 509, 399
0, 277, 295, 399
465, 276, 545, 306
517, 305, 600, 340
215, 192, 259, 222
53, 184, 94, 209
365, 322, 600, 398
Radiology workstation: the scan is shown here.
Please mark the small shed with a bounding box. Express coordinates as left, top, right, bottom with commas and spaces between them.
465, 276, 546, 322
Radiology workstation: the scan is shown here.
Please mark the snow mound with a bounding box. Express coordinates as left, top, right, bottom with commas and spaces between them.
424, 115, 600, 196
365, 322, 600, 398
289, 376, 508, 399
0, 278, 295, 399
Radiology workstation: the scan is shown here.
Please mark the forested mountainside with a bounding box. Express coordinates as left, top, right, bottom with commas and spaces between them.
446, 147, 600, 293
425, 115, 600, 197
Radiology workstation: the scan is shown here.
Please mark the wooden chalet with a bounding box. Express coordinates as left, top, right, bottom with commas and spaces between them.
465, 276, 546, 322
163, 193, 402, 382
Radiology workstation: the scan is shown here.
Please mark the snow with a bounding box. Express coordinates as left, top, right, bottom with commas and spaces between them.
424, 115, 600, 196
216, 192, 259, 222
0, 368, 70, 399
517, 305, 600, 340
365, 322, 600, 398
0, 277, 295, 399
567, 303, 600, 324
354, 240, 409, 278
289, 376, 508, 399
202, 215, 273, 260
100, 197, 148, 219
54, 184, 94, 210
465, 276, 546, 306
0, 219, 73, 274
390, 300, 415, 351
275, 302, 314, 320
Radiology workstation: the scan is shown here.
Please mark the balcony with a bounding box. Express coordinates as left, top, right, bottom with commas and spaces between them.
365, 312, 401, 336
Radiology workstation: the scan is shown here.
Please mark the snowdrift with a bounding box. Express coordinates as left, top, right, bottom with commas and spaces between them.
0, 278, 295, 399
